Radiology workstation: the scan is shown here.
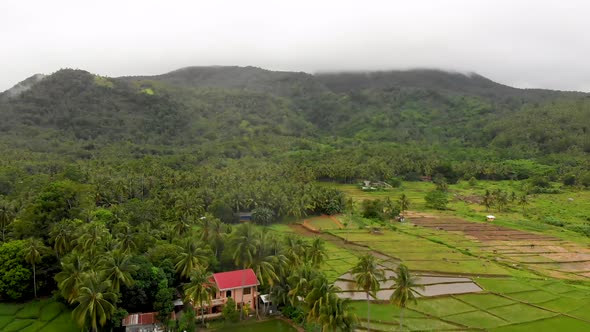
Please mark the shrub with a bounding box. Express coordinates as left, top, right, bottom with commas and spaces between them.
562, 173, 577, 186
222, 298, 239, 322
425, 190, 449, 210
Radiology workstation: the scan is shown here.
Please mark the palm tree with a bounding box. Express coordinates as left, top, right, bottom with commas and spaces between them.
71, 272, 118, 332
114, 222, 136, 253
23, 237, 48, 298
306, 274, 338, 321
100, 249, 137, 292
317, 294, 358, 332
230, 223, 260, 320
0, 199, 16, 243
175, 240, 210, 280
307, 237, 328, 268
398, 194, 410, 217
74, 222, 109, 256
351, 254, 384, 332
55, 251, 88, 303
390, 264, 423, 331
49, 219, 78, 258
183, 267, 217, 326
519, 194, 529, 214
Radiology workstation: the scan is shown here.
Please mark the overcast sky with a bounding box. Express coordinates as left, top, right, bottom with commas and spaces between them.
2, 0, 590, 92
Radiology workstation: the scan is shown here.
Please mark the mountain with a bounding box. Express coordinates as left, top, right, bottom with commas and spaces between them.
121, 66, 327, 97
0, 73, 46, 99
1, 66, 589, 159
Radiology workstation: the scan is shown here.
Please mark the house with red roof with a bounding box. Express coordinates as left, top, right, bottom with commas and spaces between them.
192, 268, 260, 318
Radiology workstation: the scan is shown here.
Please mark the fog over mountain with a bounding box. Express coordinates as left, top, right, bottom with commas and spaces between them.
2, 0, 590, 92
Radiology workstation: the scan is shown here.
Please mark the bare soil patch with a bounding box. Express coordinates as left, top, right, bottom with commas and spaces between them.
404, 211, 590, 280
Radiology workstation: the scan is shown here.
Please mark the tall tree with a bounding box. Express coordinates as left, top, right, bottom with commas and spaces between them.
352, 254, 384, 332
55, 251, 88, 303
390, 264, 423, 331
22, 237, 48, 298
0, 199, 16, 243
183, 267, 217, 326
100, 249, 137, 292
230, 223, 259, 320
72, 273, 118, 332
175, 240, 209, 280
49, 219, 79, 258
306, 237, 328, 268
398, 193, 410, 216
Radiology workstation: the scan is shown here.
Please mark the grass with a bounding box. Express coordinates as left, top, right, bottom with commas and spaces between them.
453, 293, 516, 309
487, 303, 556, 324
327, 181, 590, 245
307, 216, 341, 230
490, 315, 590, 332
213, 318, 297, 331
408, 297, 477, 317
329, 228, 510, 275
443, 310, 509, 329
0, 299, 77, 332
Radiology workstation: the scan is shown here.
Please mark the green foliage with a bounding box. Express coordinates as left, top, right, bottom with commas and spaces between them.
424, 190, 449, 210
0, 240, 32, 300
222, 298, 239, 322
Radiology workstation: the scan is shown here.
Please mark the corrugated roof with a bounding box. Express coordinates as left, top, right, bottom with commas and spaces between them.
122, 312, 158, 326
213, 269, 259, 291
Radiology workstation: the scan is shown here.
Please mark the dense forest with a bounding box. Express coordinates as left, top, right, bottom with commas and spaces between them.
0, 66, 589, 330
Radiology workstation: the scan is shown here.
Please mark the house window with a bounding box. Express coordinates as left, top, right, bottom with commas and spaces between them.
226, 290, 232, 298
243, 287, 251, 295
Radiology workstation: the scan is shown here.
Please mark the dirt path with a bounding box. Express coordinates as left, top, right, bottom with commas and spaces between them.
404, 211, 590, 280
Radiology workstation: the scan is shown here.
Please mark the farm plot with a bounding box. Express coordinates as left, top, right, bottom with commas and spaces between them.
405, 211, 590, 280
321, 240, 364, 282
0, 299, 77, 332
329, 228, 510, 275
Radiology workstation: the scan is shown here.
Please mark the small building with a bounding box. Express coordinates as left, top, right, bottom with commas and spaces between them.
122, 312, 162, 332
237, 212, 252, 222
487, 215, 496, 222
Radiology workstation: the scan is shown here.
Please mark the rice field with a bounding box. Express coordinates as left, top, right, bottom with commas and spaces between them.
0, 299, 77, 332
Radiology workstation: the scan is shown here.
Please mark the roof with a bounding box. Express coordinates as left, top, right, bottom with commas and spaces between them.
213, 269, 259, 291
122, 312, 158, 326
260, 294, 271, 304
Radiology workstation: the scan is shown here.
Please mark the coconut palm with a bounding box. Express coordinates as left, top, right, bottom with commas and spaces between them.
398, 194, 410, 216
230, 223, 260, 320
306, 237, 328, 268
23, 237, 48, 298
0, 199, 16, 243
55, 251, 88, 303
306, 274, 341, 325
352, 254, 384, 332
390, 264, 424, 331
317, 294, 358, 332
175, 239, 210, 280
114, 222, 136, 253
49, 219, 79, 258
100, 249, 137, 292
74, 222, 109, 256
71, 272, 118, 332
183, 267, 217, 326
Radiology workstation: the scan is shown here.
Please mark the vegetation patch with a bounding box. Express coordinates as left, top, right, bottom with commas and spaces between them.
453, 293, 516, 309
487, 303, 556, 324
409, 297, 477, 317
490, 315, 590, 332
443, 310, 509, 329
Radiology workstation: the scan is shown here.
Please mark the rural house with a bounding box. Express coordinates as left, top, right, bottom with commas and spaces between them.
193, 268, 260, 318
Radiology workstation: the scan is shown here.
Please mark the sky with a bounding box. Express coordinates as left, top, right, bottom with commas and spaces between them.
2, 0, 590, 92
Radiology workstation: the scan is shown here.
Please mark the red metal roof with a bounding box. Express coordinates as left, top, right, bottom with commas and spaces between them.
122, 312, 158, 326
213, 269, 259, 290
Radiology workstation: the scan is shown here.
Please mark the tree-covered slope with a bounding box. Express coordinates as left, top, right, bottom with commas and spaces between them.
1, 66, 589, 160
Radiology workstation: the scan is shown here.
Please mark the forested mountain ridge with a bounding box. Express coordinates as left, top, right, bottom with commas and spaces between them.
1, 66, 589, 158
